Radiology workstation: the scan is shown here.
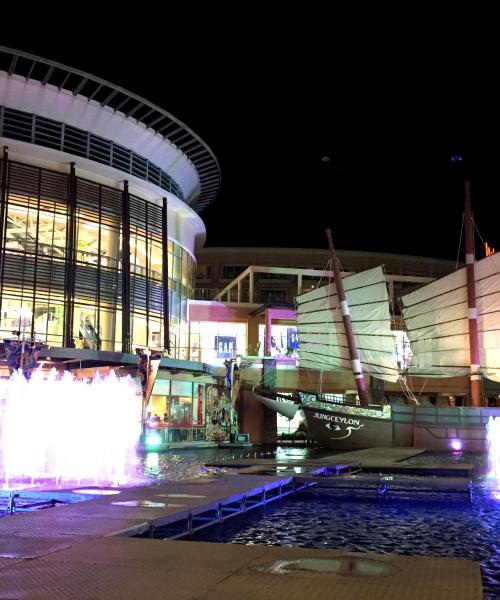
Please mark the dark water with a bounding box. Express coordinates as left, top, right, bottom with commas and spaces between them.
137, 445, 324, 481
144, 448, 498, 600
187, 481, 499, 599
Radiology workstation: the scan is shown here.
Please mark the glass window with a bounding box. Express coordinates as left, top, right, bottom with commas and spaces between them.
259, 324, 297, 357
188, 321, 247, 365
0, 166, 197, 358
193, 383, 205, 425
222, 265, 246, 279
181, 250, 189, 288
169, 396, 192, 427
74, 307, 99, 350
77, 221, 100, 265
131, 313, 147, 347
150, 240, 162, 280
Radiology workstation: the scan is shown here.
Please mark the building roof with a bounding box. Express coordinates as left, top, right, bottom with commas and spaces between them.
0, 46, 220, 212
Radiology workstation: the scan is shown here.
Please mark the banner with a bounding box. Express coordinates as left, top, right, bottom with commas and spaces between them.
262, 358, 277, 390
287, 327, 299, 350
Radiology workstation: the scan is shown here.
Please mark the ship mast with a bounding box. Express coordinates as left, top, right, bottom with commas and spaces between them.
464, 181, 482, 407
326, 228, 369, 406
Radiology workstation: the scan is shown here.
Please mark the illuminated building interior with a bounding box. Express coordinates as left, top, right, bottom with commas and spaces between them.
0, 161, 194, 355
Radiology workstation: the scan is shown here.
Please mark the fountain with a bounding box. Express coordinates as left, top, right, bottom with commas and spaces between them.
0, 369, 142, 489
487, 416, 500, 493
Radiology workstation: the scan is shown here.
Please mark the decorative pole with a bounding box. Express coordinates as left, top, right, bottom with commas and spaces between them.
464, 182, 482, 406
326, 229, 369, 406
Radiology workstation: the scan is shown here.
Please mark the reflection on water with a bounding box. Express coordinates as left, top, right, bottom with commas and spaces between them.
188, 475, 500, 600
487, 416, 500, 492
138, 445, 329, 482
178, 449, 494, 600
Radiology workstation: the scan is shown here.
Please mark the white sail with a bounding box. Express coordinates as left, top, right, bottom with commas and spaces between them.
401, 251, 500, 381
296, 266, 399, 382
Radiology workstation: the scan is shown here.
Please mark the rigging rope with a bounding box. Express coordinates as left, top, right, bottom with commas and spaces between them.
455, 212, 465, 270
472, 217, 487, 249
314, 257, 334, 290
398, 373, 421, 405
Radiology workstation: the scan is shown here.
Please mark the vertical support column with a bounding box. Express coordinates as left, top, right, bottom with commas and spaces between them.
464, 181, 482, 407
388, 279, 394, 310
161, 197, 170, 353
249, 269, 254, 303
96, 185, 102, 350
297, 273, 303, 296
145, 201, 150, 347
121, 181, 131, 353
63, 162, 77, 347
247, 315, 259, 355
30, 168, 42, 339
265, 308, 272, 356
237, 280, 241, 303
0, 146, 9, 314
326, 228, 369, 406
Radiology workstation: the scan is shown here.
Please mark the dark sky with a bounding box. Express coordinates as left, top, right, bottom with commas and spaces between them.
3, 20, 499, 261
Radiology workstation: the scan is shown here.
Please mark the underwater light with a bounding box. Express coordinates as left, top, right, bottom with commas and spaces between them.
145, 433, 162, 448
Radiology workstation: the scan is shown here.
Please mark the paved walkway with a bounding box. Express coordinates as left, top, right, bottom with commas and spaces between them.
0, 465, 483, 599
0, 537, 482, 599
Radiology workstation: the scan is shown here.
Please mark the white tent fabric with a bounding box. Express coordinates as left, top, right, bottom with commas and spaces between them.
296, 266, 399, 382
401, 252, 500, 381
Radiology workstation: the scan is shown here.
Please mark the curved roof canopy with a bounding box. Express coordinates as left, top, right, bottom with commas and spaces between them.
0, 46, 220, 212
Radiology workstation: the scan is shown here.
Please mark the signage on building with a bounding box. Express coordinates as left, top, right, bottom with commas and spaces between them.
215, 336, 236, 358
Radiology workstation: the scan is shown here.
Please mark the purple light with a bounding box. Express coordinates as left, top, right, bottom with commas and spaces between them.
73, 488, 121, 495
487, 417, 500, 493
0, 369, 142, 488
450, 439, 463, 451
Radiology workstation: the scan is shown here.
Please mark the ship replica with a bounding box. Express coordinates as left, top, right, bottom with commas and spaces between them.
254, 182, 500, 451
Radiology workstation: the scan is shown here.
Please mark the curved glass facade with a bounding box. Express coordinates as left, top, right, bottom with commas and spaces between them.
0, 157, 194, 356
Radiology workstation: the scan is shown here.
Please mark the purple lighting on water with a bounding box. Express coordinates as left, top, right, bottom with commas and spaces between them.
487, 416, 500, 492
0, 369, 142, 488
450, 439, 463, 451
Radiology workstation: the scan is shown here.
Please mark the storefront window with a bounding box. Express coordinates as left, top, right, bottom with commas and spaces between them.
193, 384, 205, 426
188, 321, 247, 365
259, 324, 298, 357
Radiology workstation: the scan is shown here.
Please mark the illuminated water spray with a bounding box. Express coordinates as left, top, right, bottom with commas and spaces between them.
0, 369, 142, 488
487, 416, 500, 492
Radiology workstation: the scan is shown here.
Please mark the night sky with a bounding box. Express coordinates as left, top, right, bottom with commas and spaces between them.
2, 22, 499, 261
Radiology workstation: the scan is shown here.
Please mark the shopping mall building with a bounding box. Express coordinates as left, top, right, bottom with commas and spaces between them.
0, 46, 230, 446
2, 46, 476, 447
0, 46, 219, 355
